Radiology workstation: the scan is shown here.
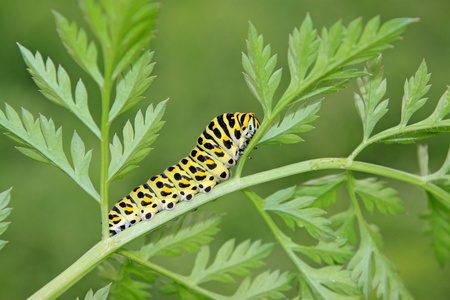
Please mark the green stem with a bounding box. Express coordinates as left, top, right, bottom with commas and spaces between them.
118, 249, 227, 300
349, 121, 450, 160
241, 189, 323, 295
346, 171, 365, 223
242, 189, 310, 272
100, 71, 113, 240
27, 240, 115, 300
27, 157, 450, 299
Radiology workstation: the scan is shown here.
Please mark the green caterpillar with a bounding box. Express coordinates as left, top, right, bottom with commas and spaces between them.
108, 112, 261, 236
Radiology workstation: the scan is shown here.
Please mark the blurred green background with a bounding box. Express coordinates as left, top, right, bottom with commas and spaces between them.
0, 0, 449, 299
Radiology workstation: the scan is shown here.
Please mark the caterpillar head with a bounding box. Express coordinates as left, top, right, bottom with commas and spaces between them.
242, 113, 260, 139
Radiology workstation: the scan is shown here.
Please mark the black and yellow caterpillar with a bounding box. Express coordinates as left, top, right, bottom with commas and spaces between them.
108, 112, 261, 236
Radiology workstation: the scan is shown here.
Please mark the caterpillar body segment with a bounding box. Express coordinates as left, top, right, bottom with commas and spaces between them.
108, 112, 260, 236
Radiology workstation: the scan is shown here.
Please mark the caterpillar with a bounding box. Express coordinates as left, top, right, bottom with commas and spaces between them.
108, 112, 260, 236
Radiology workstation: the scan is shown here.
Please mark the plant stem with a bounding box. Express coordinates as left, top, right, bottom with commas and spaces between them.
118, 249, 227, 300
349, 121, 450, 160
100, 71, 112, 240
27, 157, 450, 299
27, 240, 114, 300
241, 189, 323, 295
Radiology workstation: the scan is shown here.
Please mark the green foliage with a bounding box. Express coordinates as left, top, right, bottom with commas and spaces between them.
292, 239, 354, 265
281, 16, 416, 107
354, 55, 389, 140
295, 174, 346, 209
242, 23, 282, 114
2, 2, 450, 299
300, 266, 360, 300
353, 178, 405, 215
264, 186, 335, 239
231, 270, 294, 300
422, 192, 450, 266
348, 225, 413, 300
109, 51, 157, 122
76, 284, 111, 300
187, 239, 274, 285
78, 0, 159, 80
138, 213, 223, 258
18, 44, 101, 138
108, 100, 167, 182
0, 188, 12, 251
98, 259, 157, 300
400, 60, 431, 126
0, 105, 99, 201
258, 100, 321, 145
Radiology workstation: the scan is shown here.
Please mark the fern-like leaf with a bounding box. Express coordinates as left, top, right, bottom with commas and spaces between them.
242, 23, 282, 113
348, 225, 412, 299
231, 270, 294, 300
259, 100, 321, 145
99, 259, 157, 300
0, 188, 12, 251
139, 213, 223, 258
283, 16, 417, 106
295, 173, 346, 209
354, 178, 405, 215
108, 100, 167, 182
76, 284, 111, 300
53, 11, 103, 86
188, 239, 273, 285
400, 60, 431, 126
109, 51, 156, 122
301, 266, 361, 300
354, 56, 389, 140
17, 44, 100, 138
422, 192, 450, 266
423, 87, 450, 124
264, 186, 335, 239
292, 239, 354, 265
0, 105, 99, 201
330, 207, 358, 244
79, 0, 159, 80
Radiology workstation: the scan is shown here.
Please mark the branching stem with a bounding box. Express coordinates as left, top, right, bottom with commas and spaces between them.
118, 249, 227, 300
27, 157, 450, 299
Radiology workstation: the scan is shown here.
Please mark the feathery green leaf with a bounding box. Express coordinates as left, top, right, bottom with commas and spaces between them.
354, 178, 405, 215
400, 60, 431, 126
17, 44, 100, 138
79, 0, 159, 80
422, 192, 450, 266
292, 239, 354, 265
259, 100, 321, 145
76, 284, 111, 300
188, 239, 273, 285
282, 16, 417, 106
99, 259, 156, 300
108, 100, 167, 182
295, 174, 346, 209
231, 270, 294, 300
264, 186, 335, 239
0, 105, 99, 201
354, 56, 389, 140
422, 87, 450, 124
0, 188, 12, 251
348, 225, 412, 299
330, 208, 357, 244
109, 51, 156, 122
53, 11, 103, 86
139, 213, 223, 258
302, 266, 361, 300
243, 23, 282, 113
